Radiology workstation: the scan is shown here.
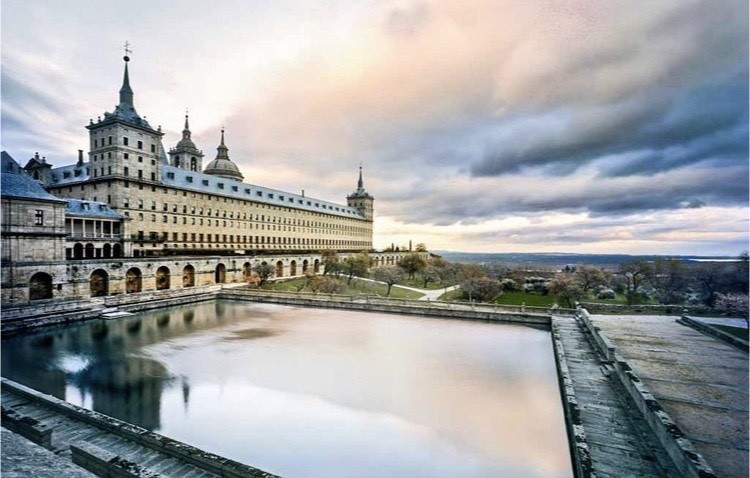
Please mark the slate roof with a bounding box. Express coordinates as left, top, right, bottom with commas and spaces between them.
1, 151, 66, 203
161, 165, 364, 219
65, 199, 123, 219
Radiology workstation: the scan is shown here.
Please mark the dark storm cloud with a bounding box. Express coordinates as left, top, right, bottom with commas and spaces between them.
470, 78, 748, 179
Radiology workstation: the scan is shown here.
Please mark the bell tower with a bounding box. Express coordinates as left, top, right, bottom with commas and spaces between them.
85, 45, 164, 186
168, 113, 204, 171
347, 166, 374, 221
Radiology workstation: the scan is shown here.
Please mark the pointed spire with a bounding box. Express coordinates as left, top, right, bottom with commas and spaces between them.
119, 57, 134, 107
182, 113, 191, 140
216, 128, 229, 159
357, 166, 364, 190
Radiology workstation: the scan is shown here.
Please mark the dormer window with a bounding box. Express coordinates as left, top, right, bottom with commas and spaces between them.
202, 179, 209, 186
186, 176, 193, 183
218, 183, 224, 189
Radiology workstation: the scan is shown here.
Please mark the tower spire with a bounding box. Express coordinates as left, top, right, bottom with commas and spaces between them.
119, 42, 133, 107
357, 165, 364, 190
182, 112, 191, 140
216, 128, 229, 159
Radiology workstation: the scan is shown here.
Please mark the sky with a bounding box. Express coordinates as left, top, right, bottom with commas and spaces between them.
1, 0, 748, 255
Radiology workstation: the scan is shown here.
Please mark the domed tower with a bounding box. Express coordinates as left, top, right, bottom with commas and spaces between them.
203, 129, 244, 181
168, 113, 204, 171
347, 166, 374, 221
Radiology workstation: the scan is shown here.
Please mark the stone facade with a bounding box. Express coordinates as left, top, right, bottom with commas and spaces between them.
0, 55, 425, 307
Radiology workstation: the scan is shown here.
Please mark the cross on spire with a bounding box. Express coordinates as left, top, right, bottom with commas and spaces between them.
124, 41, 132, 55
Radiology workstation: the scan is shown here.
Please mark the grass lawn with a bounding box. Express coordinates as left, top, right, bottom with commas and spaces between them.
260, 276, 424, 299
495, 291, 563, 307
711, 324, 749, 341
396, 277, 446, 290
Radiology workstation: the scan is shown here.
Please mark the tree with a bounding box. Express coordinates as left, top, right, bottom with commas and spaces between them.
574, 265, 610, 295
548, 274, 584, 308
500, 278, 518, 291
318, 276, 343, 294
645, 258, 687, 304
398, 253, 427, 279
415, 243, 427, 252
306, 274, 322, 293
372, 266, 403, 296
469, 277, 502, 302
321, 249, 339, 276
252, 262, 274, 286
619, 261, 650, 304
714, 293, 749, 323
421, 265, 440, 288
342, 252, 370, 284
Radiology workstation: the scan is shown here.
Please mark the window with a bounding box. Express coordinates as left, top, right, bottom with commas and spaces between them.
218, 183, 224, 189
167, 172, 175, 179
108, 136, 112, 145
151, 144, 156, 152
124, 167, 129, 177
138, 170, 143, 179
138, 156, 143, 163
137, 140, 143, 149
151, 172, 156, 181
123, 137, 129, 146
34, 210, 44, 225
94, 139, 98, 147
186, 176, 193, 183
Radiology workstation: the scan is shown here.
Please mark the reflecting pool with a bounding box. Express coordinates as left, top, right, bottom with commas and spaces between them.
2, 300, 572, 477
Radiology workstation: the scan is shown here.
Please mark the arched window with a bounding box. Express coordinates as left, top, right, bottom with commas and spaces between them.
302, 259, 309, 274
183, 265, 195, 287
242, 262, 252, 281
126, 268, 142, 293
155, 266, 170, 290
314, 259, 320, 274
90, 269, 109, 297
73, 243, 84, 259
290, 260, 297, 276
85, 243, 95, 259
103, 243, 112, 258
276, 261, 284, 278
113, 243, 122, 258
215, 263, 226, 284
190, 157, 197, 171
29, 272, 53, 301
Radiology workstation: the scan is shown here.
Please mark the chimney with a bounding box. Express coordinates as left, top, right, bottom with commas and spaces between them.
77, 149, 84, 166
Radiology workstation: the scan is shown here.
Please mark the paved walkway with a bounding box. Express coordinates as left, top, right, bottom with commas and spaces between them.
392, 283, 460, 301
1, 427, 96, 478
553, 316, 680, 477
593, 315, 749, 478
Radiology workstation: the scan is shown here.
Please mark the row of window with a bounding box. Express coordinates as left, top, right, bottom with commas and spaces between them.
134, 230, 369, 247
93, 136, 155, 152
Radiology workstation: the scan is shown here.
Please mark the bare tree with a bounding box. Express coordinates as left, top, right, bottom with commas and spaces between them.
252, 262, 275, 286
372, 266, 403, 296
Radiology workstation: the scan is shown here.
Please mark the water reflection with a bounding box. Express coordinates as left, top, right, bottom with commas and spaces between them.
2, 301, 572, 478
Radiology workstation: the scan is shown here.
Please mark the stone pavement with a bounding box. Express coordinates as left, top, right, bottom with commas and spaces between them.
593, 314, 749, 478
553, 316, 680, 477
1, 426, 96, 478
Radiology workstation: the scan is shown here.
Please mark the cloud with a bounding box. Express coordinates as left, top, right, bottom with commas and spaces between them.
0, 0, 747, 254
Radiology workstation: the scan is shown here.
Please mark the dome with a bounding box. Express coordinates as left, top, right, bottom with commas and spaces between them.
203, 129, 244, 181
175, 136, 197, 150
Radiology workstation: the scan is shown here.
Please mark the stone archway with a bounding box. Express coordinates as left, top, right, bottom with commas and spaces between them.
314, 259, 320, 273
302, 259, 309, 274
73, 243, 84, 259
183, 265, 195, 287
85, 243, 95, 259
126, 268, 142, 294
29, 272, 53, 301
113, 243, 122, 258
242, 262, 252, 281
290, 260, 297, 276
90, 269, 109, 297
155, 266, 170, 290
215, 263, 226, 284
276, 261, 284, 278
103, 243, 112, 258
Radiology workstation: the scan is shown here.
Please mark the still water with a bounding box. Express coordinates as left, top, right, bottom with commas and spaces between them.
2, 301, 572, 477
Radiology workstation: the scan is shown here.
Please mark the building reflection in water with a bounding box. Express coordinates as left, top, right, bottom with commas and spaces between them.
1, 301, 226, 432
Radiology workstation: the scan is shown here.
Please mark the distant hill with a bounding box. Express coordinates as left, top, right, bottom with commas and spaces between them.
431, 251, 739, 270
